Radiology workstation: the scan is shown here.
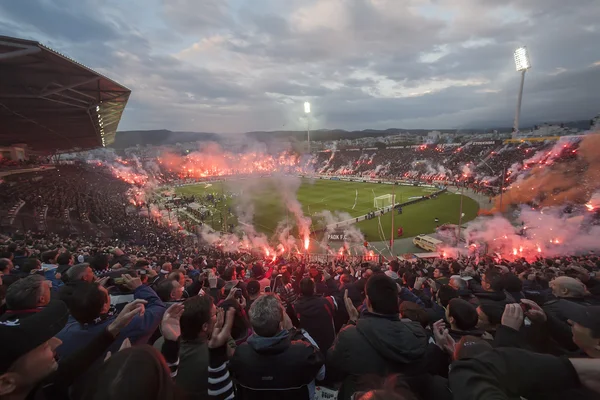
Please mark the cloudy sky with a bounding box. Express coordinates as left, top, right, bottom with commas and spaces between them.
1, 0, 599, 133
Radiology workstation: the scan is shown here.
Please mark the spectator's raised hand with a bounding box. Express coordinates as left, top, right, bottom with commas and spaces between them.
208, 307, 235, 349
161, 303, 185, 341
501, 303, 524, 331
95, 276, 110, 287
122, 274, 142, 291
107, 299, 147, 337
344, 289, 359, 323
520, 299, 546, 323
433, 319, 456, 355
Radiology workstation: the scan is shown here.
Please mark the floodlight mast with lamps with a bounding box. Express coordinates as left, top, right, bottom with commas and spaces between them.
304, 102, 311, 153
513, 46, 531, 138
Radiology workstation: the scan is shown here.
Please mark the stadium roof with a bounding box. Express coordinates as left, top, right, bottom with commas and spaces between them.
0, 35, 131, 153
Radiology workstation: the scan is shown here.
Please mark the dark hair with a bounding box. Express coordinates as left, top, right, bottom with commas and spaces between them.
134, 259, 150, 269
90, 254, 109, 271
222, 266, 235, 281
402, 272, 416, 288
22, 257, 41, 273
437, 285, 458, 308
483, 269, 504, 292
299, 277, 315, 297
219, 299, 251, 343
59, 282, 107, 324
6, 275, 45, 310
180, 294, 214, 341
478, 301, 506, 326
340, 273, 352, 285
246, 279, 260, 296
0, 258, 12, 273
41, 250, 58, 264
57, 251, 72, 266
156, 280, 176, 302
502, 273, 523, 292
366, 274, 399, 315
168, 271, 184, 283
448, 298, 478, 331
399, 301, 428, 327
389, 260, 400, 273
83, 345, 182, 400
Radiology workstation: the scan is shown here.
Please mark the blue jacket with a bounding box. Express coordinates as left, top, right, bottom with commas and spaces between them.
56, 285, 166, 359
42, 263, 64, 291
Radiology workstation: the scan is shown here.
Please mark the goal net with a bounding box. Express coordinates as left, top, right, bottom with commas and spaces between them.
374, 194, 396, 209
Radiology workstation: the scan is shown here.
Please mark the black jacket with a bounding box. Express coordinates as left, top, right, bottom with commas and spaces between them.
450, 348, 598, 400
543, 298, 589, 324
293, 295, 336, 352
474, 290, 508, 303
327, 312, 445, 400
229, 329, 324, 400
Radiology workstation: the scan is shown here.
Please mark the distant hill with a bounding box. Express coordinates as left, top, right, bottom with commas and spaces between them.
113, 120, 593, 148
111, 130, 221, 148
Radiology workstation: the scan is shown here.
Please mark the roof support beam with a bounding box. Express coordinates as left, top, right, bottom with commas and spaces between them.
40, 97, 87, 109
41, 77, 99, 97
0, 41, 41, 60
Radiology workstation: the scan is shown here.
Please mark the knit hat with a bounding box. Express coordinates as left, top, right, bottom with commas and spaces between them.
0, 301, 69, 373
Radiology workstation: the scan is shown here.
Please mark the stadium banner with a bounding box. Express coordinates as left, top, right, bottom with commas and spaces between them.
469, 141, 497, 145
327, 230, 348, 242
503, 136, 560, 144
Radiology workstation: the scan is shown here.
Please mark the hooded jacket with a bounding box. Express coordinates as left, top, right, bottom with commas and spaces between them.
326, 312, 431, 400
229, 329, 324, 400
293, 294, 336, 352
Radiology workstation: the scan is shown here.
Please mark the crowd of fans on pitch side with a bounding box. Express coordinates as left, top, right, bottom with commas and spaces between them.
1, 229, 600, 400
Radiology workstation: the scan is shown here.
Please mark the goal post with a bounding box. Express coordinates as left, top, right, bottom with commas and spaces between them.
374, 194, 396, 209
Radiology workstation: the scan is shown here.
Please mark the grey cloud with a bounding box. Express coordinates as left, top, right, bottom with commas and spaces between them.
161, 0, 232, 33
0, 0, 119, 43
0, 0, 598, 133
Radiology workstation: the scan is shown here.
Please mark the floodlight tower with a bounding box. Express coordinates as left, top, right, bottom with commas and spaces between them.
513, 47, 531, 138
304, 101, 311, 153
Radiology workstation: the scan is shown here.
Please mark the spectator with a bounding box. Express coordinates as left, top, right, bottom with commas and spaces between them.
229, 294, 325, 399
154, 294, 216, 398
251, 264, 271, 293
1, 275, 51, 315
246, 279, 261, 312
0, 299, 144, 399
327, 274, 436, 400
56, 251, 74, 275
41, 251, 63, 291
65, 263, 95, 283
0, 258, 18, 287
569, 305, 600, 358
446, 298, 483, 341
544, 277, 592, 326
21, 257, 42, 274
474, 269, 507, 303
293, 277, 337, 352
56, 274, 166, 359
155, 279, 185, 305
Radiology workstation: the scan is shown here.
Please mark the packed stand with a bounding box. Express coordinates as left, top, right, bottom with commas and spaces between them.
1, 230, 600, 400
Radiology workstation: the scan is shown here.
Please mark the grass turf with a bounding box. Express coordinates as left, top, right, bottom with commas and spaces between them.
175, 178, 479, 241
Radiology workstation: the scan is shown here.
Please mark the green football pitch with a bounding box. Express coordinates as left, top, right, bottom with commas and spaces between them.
174, 178, 479, 242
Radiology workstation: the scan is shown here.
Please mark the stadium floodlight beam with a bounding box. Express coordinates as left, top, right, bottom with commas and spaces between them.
513, 46, 531, 138
304, 102, 311, 153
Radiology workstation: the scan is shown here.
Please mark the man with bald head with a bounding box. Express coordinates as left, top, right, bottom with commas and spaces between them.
544, 276, 597, 327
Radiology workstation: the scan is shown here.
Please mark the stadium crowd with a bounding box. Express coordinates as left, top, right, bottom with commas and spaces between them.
1, 229, 600, 400
1, 140, 561, 236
